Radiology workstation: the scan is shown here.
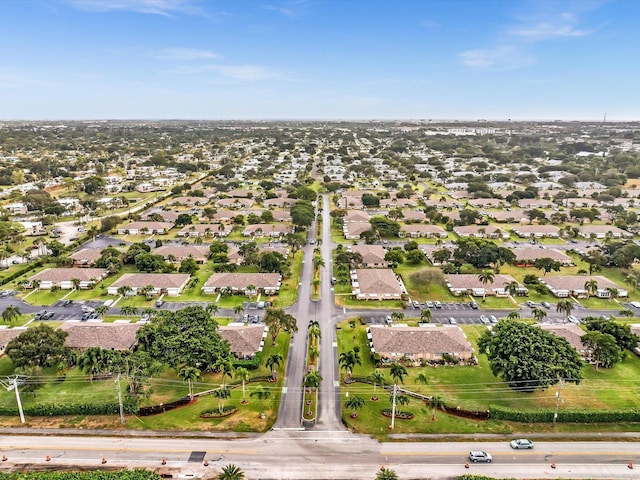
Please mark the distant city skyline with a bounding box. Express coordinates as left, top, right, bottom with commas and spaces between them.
1, 0, 638, 121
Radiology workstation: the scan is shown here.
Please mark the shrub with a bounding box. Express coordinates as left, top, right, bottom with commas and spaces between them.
490, 405, 640, 423
200, 406, 238, 418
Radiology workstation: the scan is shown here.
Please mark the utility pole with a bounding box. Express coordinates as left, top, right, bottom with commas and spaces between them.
390, 383, 397, 430
13, 377, 25, 424
116, 373, 125, 425
553, 378, 565, 423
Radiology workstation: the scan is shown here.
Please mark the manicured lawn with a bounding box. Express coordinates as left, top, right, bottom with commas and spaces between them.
0, 315, 33, 328
21, 288, 67, 306
337, 320, 640, 436
578, 297, 622, 310
272, 250, 303, 308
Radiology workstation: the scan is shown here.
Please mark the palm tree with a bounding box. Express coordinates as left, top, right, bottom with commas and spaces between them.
345, 394, 365, 418
339, 349, 361, 380
391, 311, 404, 323
120, 305, 138, 318
390, 363, 407, 385
303, 370, 322, 390
234, 304, 245, 320
71, 278, 81, 291
218, 464, 245, 480
430, 394, 443, 421
215, 356, 235, 387
94, 305, 109, 318
504, 280, 520, 297
606, 287, 619, 302
415, 372, 429, 391
395, 394, 410, 409
420, 308, 432, 323
584, 279, 598, 298
556, 300, 574, 320
308, 323, 321, 343
265, 353, 283, 381
368, 371, 385, 400
506, 311, 521, 321
376, 467, 399, 480
308, 345, 320, 366
235, 367, 250, 404
245, 284, 257, 301
178, 365, 201, 399
205, 302, 220, 317
141, 307, 155, 320
1, 305, 20, 324
116, 285, 133, 297
478, 270, 495, 301
250, 385, 272, 417
141, 284, 156, 298
213, 387, 231, 414
532, 307, 546, 322
626, 274, 637, 293
77, 347, 102, 382
31, 279, 41, 291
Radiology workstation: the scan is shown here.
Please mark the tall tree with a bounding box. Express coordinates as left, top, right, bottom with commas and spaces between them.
264, 307, 298, 346
5, 324, 68, 369
478, 319, 583, 391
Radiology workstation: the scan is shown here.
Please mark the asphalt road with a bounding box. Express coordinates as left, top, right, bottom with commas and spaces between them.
0, 433, 637, 479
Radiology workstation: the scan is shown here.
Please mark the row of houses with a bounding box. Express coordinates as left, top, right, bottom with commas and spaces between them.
27, 269, 283, 297
116, 221, 292, 238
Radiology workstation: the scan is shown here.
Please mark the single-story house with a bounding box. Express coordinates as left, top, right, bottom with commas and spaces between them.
368, 324, 474, 362
177, 223, 231, 238
577, 225, 633, 239
243, 223, 292, 238
513, 247, 573, 267
343, 222, 372, 240
60, 322, 142, 351
264, 197, 293, 208
227, 246, 289, 265
69, 249, 102, 267
400, 210, 427, 222
227, 188, 260, 198
170, 196, 210, 206
4, 202, 27, 215
511, 225, 561, 238
0, 328, 27, 355
271, 210, 293, 222
142, 210, 179, 223
468, 198, 501, 208
202, 272, 282, 295
352, 268, 404, 300
539, 275, 628, 299
538, 323, 588, 356
117, 221, 173, 235
453, 225, 509, 239
345, 210, 370, 223
154, 245, 210, 263
29, 268, 108, 290
108, 273, 191, 296
215, 197, 254, 209
212, 209, 238, 223
445, 274, 527, 297
219, 325, 268, 359
400, 224, 447, 238
380, 198, 417, 208
351, 245, 387, 268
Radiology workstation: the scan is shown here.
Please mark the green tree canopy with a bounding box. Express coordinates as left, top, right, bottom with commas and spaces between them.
5, 324, 68, 369
478, 320, 583, 391
136, 306, 230, 371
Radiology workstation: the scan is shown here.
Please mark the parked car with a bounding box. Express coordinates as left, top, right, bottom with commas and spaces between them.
385, 315, 393, 325
470, 302, 479, 310
43, 312, 55, 320
449, 317, 457, 325
567, 315, 579, 324
469, 451, 492, 463
425, 301, 434, 308
541, 301, 551, 308
489, 315, 498, 324
412, 301, 420, 308
155, 299, 164, 308
81, 305, 95, 313
510, 439, 534, 449
62, 300, 72, 307
525, 301, 537, 308
480, 315, 490, 325
140, 313, 150, 322
34, 311, 46, 320
434, 301, 442, 309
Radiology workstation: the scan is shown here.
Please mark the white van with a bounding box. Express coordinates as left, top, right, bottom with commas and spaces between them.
630, 301, 640, 309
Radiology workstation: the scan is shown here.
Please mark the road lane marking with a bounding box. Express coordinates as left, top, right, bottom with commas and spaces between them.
4, 446, 258, 455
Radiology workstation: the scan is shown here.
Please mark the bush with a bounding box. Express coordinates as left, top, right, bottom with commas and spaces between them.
233, 352, 262, 370
200, 406, 238, 418
380, 408, 414, 419
0, 471, 161, 480
490, 405, 640, 423
0, 260, 44, 286
0, 401, 138, 417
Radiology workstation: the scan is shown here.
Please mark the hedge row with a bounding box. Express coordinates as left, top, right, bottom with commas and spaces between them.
490, 405, 640, 423
233, 352, 262, 370
0, 260, 43, 286
0, 402, 137, 417
138, 396, 191, 417
0, 471, 160, 480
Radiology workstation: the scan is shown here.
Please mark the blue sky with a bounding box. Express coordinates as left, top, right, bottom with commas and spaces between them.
1, 0, 637, 120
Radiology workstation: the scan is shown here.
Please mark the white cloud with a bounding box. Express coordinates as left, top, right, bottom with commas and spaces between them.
263, 0, 309, 18
0, 70, 58, 89
458, 46, 534, 69
64, 0, 203, 16
154, 48, 219, 60
509, 20, 597, 40
167, 63, 282, 81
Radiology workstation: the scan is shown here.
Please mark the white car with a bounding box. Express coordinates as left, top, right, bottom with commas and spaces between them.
511, 439, 534, 449
469, 451, 492, 463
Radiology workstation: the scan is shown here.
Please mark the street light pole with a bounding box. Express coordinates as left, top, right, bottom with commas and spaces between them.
390, 383, 397, 430
13, 377, 25, 424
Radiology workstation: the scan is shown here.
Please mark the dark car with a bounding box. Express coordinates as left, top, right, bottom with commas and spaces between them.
62, 300, 72, 307
43, 312, 55, 320
155, 299, 164, 308
469, 302, 479, 310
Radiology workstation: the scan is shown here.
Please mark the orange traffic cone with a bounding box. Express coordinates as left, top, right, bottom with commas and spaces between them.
380, 465, 385, 471
2, 455, 6, 462
629, 462, 633, 469
551, 462, 556, 469
45, 455, 51, 462
161, 457, 167, 465
465, 463, 470, 469
203, 459, 209, 467
101, 457, 107, 464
